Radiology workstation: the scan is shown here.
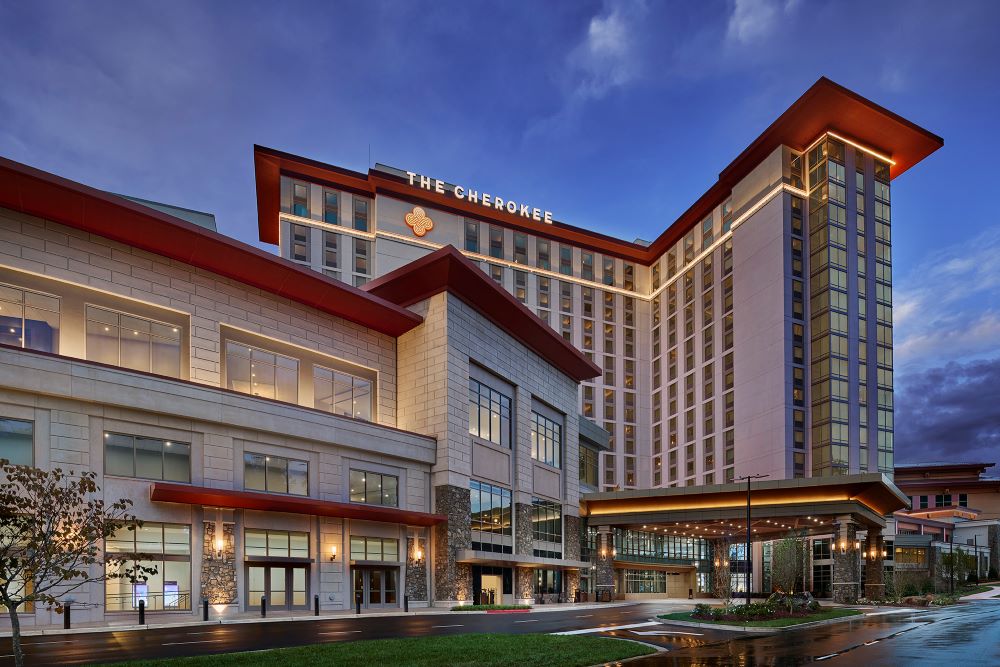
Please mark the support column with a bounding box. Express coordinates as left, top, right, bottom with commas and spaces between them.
832, 517, 860, 603
433, 485, 472, 606
405, 534, 429, 605
864, 528, 885, 600
711, 538, 732, 601
515, 567, 534, 605
514, 502, 533, 556
200, 521, 236, 604
595, 528, 615, 600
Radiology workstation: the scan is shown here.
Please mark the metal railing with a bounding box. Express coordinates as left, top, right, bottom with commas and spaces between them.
105, 592, 192, 612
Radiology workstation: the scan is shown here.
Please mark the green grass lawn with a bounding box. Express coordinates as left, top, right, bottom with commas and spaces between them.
100, 633, 655, 667
658, 608, 863, 628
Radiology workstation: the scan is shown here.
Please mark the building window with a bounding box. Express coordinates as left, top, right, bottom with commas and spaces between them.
531, 498, 562, 556
106, 522, 191, 611
313, 365, 372, 421
104, 432, 190, 483
353, 197, 369, 232
531, 411, 562, 469
323, 231, 339, 275
489, 226, 504, 259
468, 378, 512, 447
513, 270, 528, 303
490, 264, 503, 285
935, 494, 952, 508
0, 284, 60, 353
290, 223, 310, 261
353, 238, 370, 284
349, 536, 399, 562
465, 220, 480, 253
582, 252, 594, 280
470, 480, 512, 548
959, 493, 968, 508
0, 417, 32, 466
246, 529, 309, 558
602, 257, 615, 286
225, 342, 298, 403
323, 190, 340, 225
536, 239, 551, 270
623, 263, 635, 291
894, 546, 927, 567
86, 306, 181, 377
559, 246, 573, 275
244, 452, 308, 496
514, 233, 528, 264
349, 469, 398, 507
292, 183, 309, 217
919, 495, 928, 509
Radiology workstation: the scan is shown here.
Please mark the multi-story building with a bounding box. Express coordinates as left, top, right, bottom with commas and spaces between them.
0, 158, 599, 625
255, 77, 942, 490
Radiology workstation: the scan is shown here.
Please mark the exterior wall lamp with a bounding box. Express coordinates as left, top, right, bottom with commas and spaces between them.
330, 545, 338, 561
839, 539, 848, 554
414, 547, 424, 567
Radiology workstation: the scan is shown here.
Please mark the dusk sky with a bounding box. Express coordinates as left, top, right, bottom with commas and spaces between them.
1, 0, 997, 465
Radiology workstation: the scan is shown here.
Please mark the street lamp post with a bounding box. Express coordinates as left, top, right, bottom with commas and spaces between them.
736, 473, 768, 607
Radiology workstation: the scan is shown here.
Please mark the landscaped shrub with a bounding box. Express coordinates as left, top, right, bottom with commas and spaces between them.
988, 567, 998, 580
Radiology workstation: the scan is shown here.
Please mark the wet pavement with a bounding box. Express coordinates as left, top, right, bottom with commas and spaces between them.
618, 600, 1000, 666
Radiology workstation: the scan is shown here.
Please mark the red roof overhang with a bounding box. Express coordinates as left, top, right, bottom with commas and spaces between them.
255, 77, 942, 264
363, 245, 601, 383
150, 482, 447, 527
0, 156, 423, 338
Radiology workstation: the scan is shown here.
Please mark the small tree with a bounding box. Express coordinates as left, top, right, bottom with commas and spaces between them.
0, 462, 154, 667
771, 535, 805, 611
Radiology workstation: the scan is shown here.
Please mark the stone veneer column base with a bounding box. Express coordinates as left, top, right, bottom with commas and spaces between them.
832, 519, 860, 604
515, 567, 534, 605
434, 485, 473, 605
200, 521, 236, 605
405, 536, 429, 604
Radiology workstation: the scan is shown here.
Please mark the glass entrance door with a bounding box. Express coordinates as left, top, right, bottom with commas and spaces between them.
247, 565, 308, 610
353, 568, 398, 608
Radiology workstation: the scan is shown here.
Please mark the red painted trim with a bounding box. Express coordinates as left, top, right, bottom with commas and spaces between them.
363, 246, 601, 382
255, 78, 942, 264
150, 482, 447, 526
0, 156, 423, 338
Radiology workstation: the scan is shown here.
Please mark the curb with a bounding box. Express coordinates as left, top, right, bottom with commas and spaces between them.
2, 601, 640, 638
649, 610, 868, 634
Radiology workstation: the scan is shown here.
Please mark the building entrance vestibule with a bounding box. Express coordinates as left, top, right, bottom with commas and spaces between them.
247, 564, 308, 610
353, 567, 398, 608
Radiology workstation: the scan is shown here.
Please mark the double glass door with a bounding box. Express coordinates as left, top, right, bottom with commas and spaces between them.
353, 567, 397, 608
247, 565, 308, 610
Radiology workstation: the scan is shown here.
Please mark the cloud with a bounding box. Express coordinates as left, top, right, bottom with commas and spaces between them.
895, 358, 1000, 464
726, 0, 799, 46
894, 226, 1000, 372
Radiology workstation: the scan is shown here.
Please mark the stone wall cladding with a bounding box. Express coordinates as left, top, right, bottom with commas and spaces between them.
434, 484, 472, 602
832, 522, 860, 603
563, 515, 581, 561
200, 522, 236, 604
990, 525, 1000, 575
514, 502, 533, 556
515, 567, 533, 602
405, 536, 429, 602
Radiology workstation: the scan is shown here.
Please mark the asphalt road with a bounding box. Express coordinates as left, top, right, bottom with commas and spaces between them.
5, 600, 999, 665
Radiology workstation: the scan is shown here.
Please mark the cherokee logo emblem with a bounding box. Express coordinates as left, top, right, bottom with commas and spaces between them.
404, 206, 434, 237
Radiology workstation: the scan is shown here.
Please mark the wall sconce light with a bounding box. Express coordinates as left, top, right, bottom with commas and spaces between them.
600, 548, 607, 558
414, 547, 424, 567
714, 558, 720, 567
854, 540, 861, 551
881, 549, 887, 558
611, 548, 617, 559
214, 537, 225, 560
839, 540, 847, 554
330, 545, 338, 561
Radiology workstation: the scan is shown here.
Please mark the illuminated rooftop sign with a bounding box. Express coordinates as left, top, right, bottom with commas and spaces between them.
405, 171, 553, 224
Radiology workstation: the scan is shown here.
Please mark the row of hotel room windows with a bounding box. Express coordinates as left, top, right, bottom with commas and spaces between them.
470, 480, 564, 558
103, 522, 397, 612
0, 283, 375, 420
0, 419, 400, 506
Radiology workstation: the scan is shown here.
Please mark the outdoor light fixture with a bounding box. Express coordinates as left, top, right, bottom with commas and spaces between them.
855, 540, 862, 551
839, 540, 847, 554
330, 545, 338, 561
214, 537, 225, 560
612, 548, 617, 558
414, 547, 424, 566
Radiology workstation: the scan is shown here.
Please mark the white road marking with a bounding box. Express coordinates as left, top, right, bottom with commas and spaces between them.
430, 625, 464, 629
184, 631, 223, 635
318, 630, 363, 635
864, 609, 919, 616
553, 621, 658, 636
24, 640, 75, 645
575, 614, 594, 618
162, 640, 219, 646
816, 654, 838, 661
631, 630, 703, 636
513, 619, 539, 623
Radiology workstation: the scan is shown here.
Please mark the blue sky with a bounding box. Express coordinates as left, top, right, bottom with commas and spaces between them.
1, 0, 998, 463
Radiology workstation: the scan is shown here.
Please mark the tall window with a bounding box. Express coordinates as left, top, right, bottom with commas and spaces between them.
106, 523, 191, 611
104, 432, 190, 482
323, 231, 339, 280
225, 342, 298, 403
313, 365, 372, 421
470, 480, 512, 551
489, 226, 504, 259
349, 469, 398, 506
86, 306, 181, 377
468, 378, 512, 447
0, 417, 32, 466
581, 252, 594, 280
536, 239, 551, 270
244, 452, 308, 496
353, 197, 369, 232
323, 190, 340, 225
354, 238, 371, 286
579, 444, 598, 489
0, 284, 59, 353
531, 498, 562, 549
290, 223, 310, 262
465, 220, 480, 253
514, 233, 528, 264
559, 246, 573, 275
602, 257, 615, 286
292, 183, 309, 217
531, 411, 562, 468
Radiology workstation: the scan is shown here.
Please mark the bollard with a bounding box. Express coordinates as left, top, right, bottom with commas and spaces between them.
688, 588, 693, 600
314, 594, 320, 616
356, 593, 361, 615
261, 596, 267, 618
64, 603, 71, 630
139, 599, 145, 625
404, 595, 409, 613
202, 598, 209, 622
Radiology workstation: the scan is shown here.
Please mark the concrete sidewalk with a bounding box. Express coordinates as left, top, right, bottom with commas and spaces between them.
2, 600, 646, 638
960, 584, 1000, 600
